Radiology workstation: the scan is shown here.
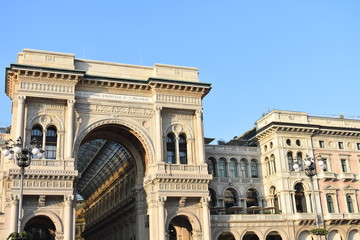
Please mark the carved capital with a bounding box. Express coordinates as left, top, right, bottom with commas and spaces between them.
196, 109, 203, 115
67, 99, 76, 106
18, 95, 26, 103
64, 195, 74, 206
158, 196, 167, 205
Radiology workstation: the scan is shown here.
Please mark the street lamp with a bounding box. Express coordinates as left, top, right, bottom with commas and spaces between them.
1, 137, 44, 233
293, 155, 326, 237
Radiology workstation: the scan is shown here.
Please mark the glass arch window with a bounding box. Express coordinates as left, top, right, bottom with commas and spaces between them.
218, 158, 227, 177
209, 188, 217, 207
287, 152, 294, 171
265, 157, 270, 176
270, 154, 276, 174
208, 157, 217, 177
45, 126, 57, 159
294, 183, 307, 213
31, 125, 43, 144
179, 134, 187, 164
224, 188, 237, 209
326, 194, 334, 213
270, 186, 280, 213
246, 188, 259, 208
296, 152, 303, 170
240, 159, 249, 178
229, 158, 238, 178
250, 159, 259, 178
166, 133, 176, 164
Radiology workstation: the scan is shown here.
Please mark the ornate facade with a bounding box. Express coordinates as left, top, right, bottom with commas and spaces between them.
0, 50, 359, 240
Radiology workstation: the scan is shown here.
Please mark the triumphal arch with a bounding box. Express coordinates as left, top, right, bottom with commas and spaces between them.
1, 49, 212, 240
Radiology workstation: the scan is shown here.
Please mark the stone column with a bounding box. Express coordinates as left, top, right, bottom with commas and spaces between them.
148, 199, 158, 240
175, 137, 180, 164
158, 196, 167, 240
9, 195, 19, 233
16, 96, 26, 140
195, 110, 205, 164
201, 197, 211, 240
63, 195, 74, 240
155, 107, 163, 162
66, 99, 75, 158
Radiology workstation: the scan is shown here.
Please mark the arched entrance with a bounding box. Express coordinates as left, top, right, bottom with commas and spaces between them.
243, 232, 260, 240
218, 232, 235, 240
168, 215, 193, 240
266, 231, 282, 240
75, 124, 148, 240
24, 216, 56, 240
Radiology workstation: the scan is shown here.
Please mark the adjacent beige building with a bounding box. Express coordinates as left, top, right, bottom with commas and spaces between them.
0, 50, 359, 240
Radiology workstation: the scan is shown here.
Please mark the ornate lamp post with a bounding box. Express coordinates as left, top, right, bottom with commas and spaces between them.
2, 137, 44, 234
293, 155, 327, 238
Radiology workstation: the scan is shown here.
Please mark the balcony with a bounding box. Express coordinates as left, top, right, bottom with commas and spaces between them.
211, 213, 285, 222
338, 172, 356, 181
324, 213, 360, 221
319, 171, 336, 181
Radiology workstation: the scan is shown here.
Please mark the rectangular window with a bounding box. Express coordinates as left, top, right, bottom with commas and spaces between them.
338, 142, 344, 149
322, 159, 328, 172
167, 151, 176, 164
45, 145, 56, 159
319, 141, 325, 148
357, 143, 360, 150
341, 159, 347, 172
179, 151, 187, 164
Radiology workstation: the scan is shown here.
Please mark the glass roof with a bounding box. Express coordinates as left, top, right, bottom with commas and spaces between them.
77, 139, 132, 199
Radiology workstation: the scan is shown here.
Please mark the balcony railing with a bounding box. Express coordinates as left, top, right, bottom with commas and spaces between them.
338, 172, 356, 181
319, 171, 336, 181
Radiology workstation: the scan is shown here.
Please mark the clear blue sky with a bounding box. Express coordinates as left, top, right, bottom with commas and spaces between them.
1, 1, 359, 142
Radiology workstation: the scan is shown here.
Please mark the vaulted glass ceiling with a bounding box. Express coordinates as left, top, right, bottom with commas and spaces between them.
77, 139, 132, 199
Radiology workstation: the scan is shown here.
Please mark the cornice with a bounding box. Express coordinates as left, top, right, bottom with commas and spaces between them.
255, 122, 360, 141
6, 64, 84, 99
7, 169, 78, 180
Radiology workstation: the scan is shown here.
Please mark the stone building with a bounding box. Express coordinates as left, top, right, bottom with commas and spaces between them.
0, 50, 359, 240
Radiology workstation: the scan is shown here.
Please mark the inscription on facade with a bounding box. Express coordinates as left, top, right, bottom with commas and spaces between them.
76, 91, 151, 103
76, 104, 153, 116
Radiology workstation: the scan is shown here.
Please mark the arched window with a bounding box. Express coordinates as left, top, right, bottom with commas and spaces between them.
207, 157, 215, 176
218, 158, 227, 178
209, 188, 217, 207
250, 159, 259, 178
326, 194, 334, 213
270, 154, 276, 173
346, 195, 354, 213
45, 126, 57, 159
296, 152, 303, 170
240, 159, 249, 178
287, 152, 294, 171
229, 158, 238, 178
31, 125, 43, 145
265, 157, 270, 176
246, 188, 259, 208
208, 157, 217, 177
166, 133, 176, 164
294, 183, 307, 213
224, 188, 237, 209
270, 186, 280, 213
179, 134, 187, 164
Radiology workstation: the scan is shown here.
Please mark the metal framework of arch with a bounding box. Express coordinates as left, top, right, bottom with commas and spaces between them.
73, 118, 155, 167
